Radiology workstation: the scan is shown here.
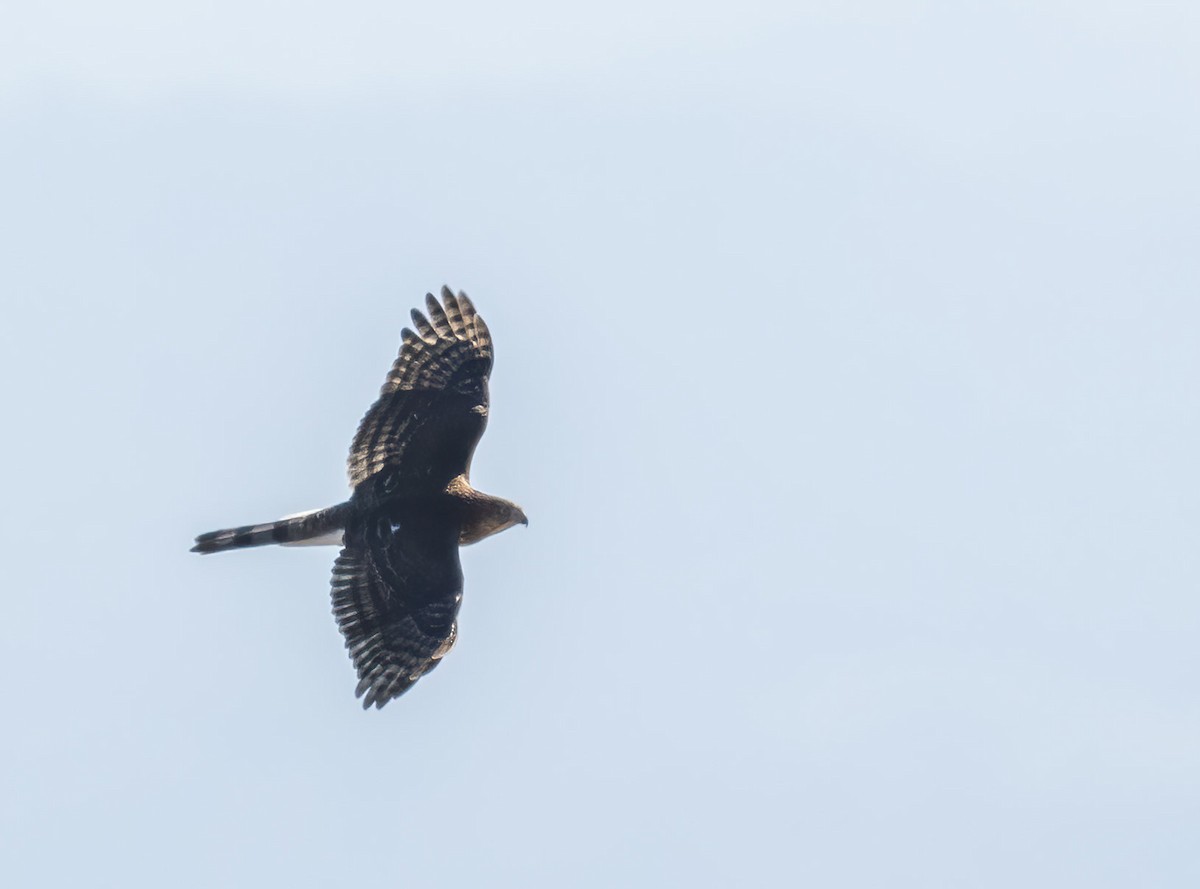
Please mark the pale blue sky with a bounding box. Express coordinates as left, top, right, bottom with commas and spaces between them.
2, 3, 1197, 887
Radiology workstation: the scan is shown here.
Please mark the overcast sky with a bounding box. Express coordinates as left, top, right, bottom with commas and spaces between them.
2, 3, 1197, 887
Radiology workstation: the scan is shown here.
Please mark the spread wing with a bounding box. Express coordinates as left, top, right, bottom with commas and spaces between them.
348, 287, 493, 497
331, 511, 463, 709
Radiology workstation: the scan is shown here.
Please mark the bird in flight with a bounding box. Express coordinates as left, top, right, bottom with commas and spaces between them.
193, 287, 527, 709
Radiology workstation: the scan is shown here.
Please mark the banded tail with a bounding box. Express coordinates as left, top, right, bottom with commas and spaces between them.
192, 503, 351, 554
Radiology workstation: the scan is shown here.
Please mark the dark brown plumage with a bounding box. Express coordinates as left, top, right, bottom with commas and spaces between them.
193, 287, 526, 708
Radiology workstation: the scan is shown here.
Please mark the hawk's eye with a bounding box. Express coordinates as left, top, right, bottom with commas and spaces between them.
454, 377, 482, 395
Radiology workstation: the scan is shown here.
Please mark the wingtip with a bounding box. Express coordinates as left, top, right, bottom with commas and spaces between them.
411, 306, 440, 341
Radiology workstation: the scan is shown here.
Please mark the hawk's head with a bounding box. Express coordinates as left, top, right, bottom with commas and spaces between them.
493, 500, 529, 535
459, 495, 527, 546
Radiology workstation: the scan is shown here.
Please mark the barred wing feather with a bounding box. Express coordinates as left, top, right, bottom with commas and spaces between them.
331, 513, 463, 709
348, 287, 494, 494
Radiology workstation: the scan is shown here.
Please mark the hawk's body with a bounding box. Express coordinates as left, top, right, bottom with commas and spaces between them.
193, 288, 526, 709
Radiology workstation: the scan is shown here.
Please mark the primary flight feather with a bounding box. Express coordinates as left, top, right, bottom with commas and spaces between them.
193, 287, 527, 709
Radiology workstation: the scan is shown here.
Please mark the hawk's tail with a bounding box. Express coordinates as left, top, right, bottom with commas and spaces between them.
191, 502, 351, 554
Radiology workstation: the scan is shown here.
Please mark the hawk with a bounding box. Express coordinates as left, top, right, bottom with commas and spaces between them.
193, 287, 527, 709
